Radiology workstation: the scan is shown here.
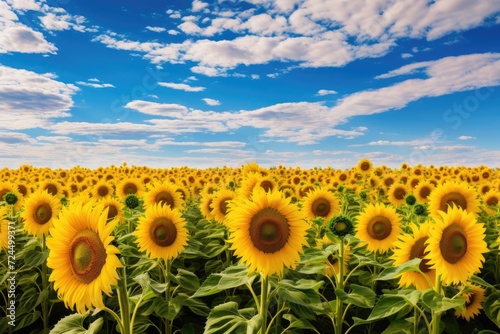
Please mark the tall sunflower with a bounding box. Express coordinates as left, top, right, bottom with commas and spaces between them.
428, 181, 480, 218
99, 197, 125, 224
91, 180, 114, 200
356, 158, 373, 175
302, 188, 340, 221
425, 206, 488, 285
21, 190, 61, 237
116, 177, 144, 200
392, 223, 436, 291
482, 190, 500, 215
225, 188, 309, 277
388, 183, 409, 206
414, 181, 435, 203
143, 181, 184, 210
355, 203, 402, 254
211, 189, 236, 225
46, 202, 122, 314
454, 285, 486, 321
134, 203, 188, 260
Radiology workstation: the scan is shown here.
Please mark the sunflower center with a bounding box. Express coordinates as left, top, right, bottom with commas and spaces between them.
367, 216, 392, 240
420, 186, 431, 199
439, 223, 468, 264
260, 180, 274, 192
327, 254, 338, 265
486, 196, 498, 207
154, 191, 175, 208
124, 183, 138, 195
249, 207, 290, 254
150, 217, 177, 247
409, 237, 431, 273
98, 186, 109, 197
360, 162, 370, 171
220, 199, 229, 215
465, 293, 475, 308
394, 187, 406, 200
440, 192, 467, 212
312, 198, 331, 217
70, 229, 106, 284
34, 203, 52, 225
107, 205, 118, 220
45, 184, 57, 196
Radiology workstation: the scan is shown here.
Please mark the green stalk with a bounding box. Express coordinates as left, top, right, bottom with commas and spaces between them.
164, 259, 172, 334
41, 236, 49, 334
259, 274, 270, 334
117, 265, 131, 334
430, 275, 443, 334
335, 239, 345, 334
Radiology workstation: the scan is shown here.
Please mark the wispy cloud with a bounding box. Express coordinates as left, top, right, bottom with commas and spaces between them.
458, 135, 476, 140
316, 89, 337, 96
145, 26, 166, 33
158, 82, 206, 92
202, 98, 220, 106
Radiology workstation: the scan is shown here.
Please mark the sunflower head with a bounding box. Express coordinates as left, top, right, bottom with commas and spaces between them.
405, 194, 417, 206
327, 215, 354, 238
454, 285, 486, 321
3, 192, 18, 205
21, 189, 62, 237
302, 188, 340, 221
428, 181, 480, 218
125, 194, 140, 210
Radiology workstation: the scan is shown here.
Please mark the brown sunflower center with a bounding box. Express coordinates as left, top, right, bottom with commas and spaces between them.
419, 186, 431, 199
107, 204, 118, 220
384, 177, 394, 187
18, 185, 27, 196
465, 292, 475, 308
439, 223, 468, 264
45, 184, 58, 196
260, 180, 274, 192
360, 162, 370, 171
486, 196, 498, 207
98, 186, 109, 197
327, 254, 338, 265
34, 203, 52, 225
70, 229, 107, 284
409, 237, 431, 273
440, 192, 467, 212
154, 191, 175, 208
394, 187, 406, 200
149, 217, 177, 247
249, 207, 290, 254
367, 215, 392, 240
311, 197, 331, 217
123, 183, 137, 195
219, 199, 229, 215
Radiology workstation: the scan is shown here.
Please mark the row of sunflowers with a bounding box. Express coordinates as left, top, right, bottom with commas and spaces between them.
0, 160, 499, 334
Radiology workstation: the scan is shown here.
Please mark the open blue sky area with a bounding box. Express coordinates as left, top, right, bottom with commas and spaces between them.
1, 0, 499, 169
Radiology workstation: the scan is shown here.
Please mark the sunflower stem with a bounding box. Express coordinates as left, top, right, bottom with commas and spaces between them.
41, 235, 49, 334
430, 274, 443, 334
335, 238, 345, 334
117, 265, 131, 334
164, 259, 172, 334
259, 274, 270, 334
103, 306, 125, 334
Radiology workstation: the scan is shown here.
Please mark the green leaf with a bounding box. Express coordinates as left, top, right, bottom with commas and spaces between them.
470, 275, 494, 288
50, 314, 103, 334
335, 284, 376, 308
282, 314, 317, 331
176, 268, 200, 291
363, 295, 410, 323
204, 301, 258, 334
376, 258, 422, 281
421, 289, 466, 313
133, 272, 151, 291
381, 318, 413, 334
277, 280, 323, 307
484, 290, 500, 329
193, 264, 251, 298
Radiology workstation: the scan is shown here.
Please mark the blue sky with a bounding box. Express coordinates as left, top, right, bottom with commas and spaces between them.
1, 0, 499, 170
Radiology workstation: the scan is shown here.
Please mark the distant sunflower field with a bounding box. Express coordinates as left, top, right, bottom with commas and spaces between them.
1, 160, 500, 334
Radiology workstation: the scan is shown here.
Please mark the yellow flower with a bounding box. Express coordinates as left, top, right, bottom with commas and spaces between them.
211, 189, 237, 224
388, 183, 409, 206
225, 188, 309, 277
414, 181, 435, 203
302, 188, 340, 221
21, 190, 61, 237
425, 206, 488, 285
0, 206, 9, 249
356, 158, 373, 175
392, 223, 436, 290
454, 285, 486, 321
355, 203, 402, 254
143, 181, 184, 210
428, 181, 480, 218
134, 203, 189, 261
91, 180, 114, 199
46, 202, 122, 314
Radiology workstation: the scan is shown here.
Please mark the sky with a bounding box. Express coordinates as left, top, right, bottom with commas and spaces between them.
1, 0, 500, 170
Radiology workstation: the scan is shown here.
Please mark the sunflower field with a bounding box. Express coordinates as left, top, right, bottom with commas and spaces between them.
1, 161, 500, 334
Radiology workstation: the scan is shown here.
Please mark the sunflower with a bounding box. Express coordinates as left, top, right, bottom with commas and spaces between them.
388, 183, 409, 206
99, 197, 125, 224
21, 190, 62, 237
46, 202, 122, 314
454, 285, 486, 321
302, 188, 340, 221
320, 235, 352, 278
414, 181, 435, 203
392, 223, 436, 290
91, 180, 114, 200
143, 181, 183, 210
482, 191, 500, 215
0, 206, 9, 249
40, 180, 63, 197
225, 188, 309, 277
355, 203, 402, 254
428, 181, 480, 218
134, 203, 188, 260
211, 189, 236, 224
200, 193, 216, 221
116, 177, 144, 200
425, 206, 488, 285
356, 158, 373, 175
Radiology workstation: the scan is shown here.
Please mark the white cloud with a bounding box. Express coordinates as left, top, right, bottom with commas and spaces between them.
316, 89, 337, 96
76, 80, 115, 88
458, 135, 476, 140
401, 53, 413, 59
192, 0, 209, 12
124, 100, 188, 117
202, 98, 220, 106
158, 82, 205, 92
146, 26, 166, 33
0, 65, 78, 129
168, 29, 179, 35
0, 26, 57, 54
